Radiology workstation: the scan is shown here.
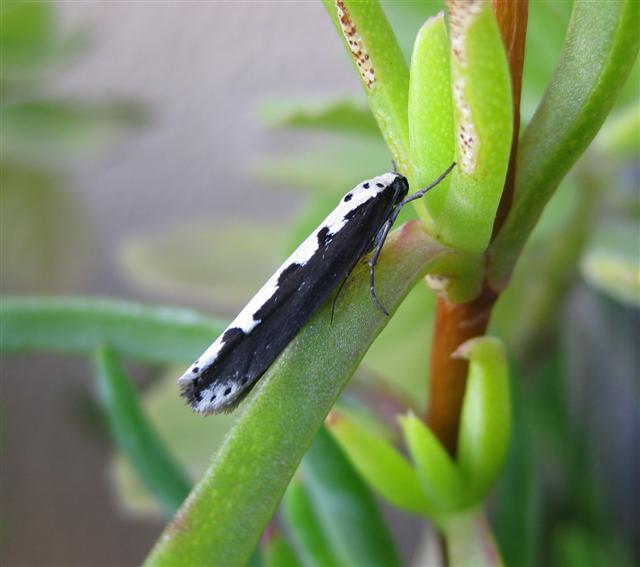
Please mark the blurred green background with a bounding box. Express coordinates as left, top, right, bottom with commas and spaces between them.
1, 1, 638, 566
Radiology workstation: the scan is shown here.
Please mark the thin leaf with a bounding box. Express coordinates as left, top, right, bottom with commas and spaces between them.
493, 363, 540, 567
283, 479, 342, 567
489, 0, 640, 287
95, 348, 191, 516
261, 528, 302, 567
300, 427, 401, 567
0, 295, 226, 365
143, 222, 450, 567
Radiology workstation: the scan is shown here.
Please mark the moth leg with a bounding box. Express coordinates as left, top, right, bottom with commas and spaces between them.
330, 274, 350, 325
400, 162, 456, 206
368, 219, 393, 316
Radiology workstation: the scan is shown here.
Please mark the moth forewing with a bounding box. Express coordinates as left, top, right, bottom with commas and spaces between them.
178, 172, 409, 414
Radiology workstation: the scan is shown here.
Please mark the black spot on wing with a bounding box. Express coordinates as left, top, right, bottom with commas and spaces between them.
363, 182, 370, 189
343, 193, 353, 202
221, 326, 245, 345
317, 226, 331, 247
278, 262, 303, 287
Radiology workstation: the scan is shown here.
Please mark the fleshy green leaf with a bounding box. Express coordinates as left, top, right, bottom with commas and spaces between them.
455, 336, 511, 503
399, 412, 465, 517
327, 410, 430, 514
143, 222, 449, 567
489, 0, 640, 287
282, 479, 342, 567
95, 348, 191, 516
322, 0, 410, 173
300, 428, 401, 567
257, 98, 379, 138
408, 11, 455, 228
0, 295, 226, 365
434, 0, 512, 254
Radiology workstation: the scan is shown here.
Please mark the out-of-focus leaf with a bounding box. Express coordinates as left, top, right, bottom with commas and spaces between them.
257, 98, 379, 138
95, 348, 191, 517
327, 411, 430, 514
596, 103, 640, 158
455, 337, 511, 504
493, 362, 540, 567
322, 0, 410, 173
0, 165, 87, 291
0, 295, 226, 365
489, 0, 640, 288
261, 528, 302, 567
0, 1, 53, 76
111, 367, 235, 517
581, 223, 640, 306
300, 427, 401, 567
552, 525, 619, 567
283, 479, 342, 567
443, 509, 504, 567
491, 166, 600, 358
252, 139, 390, 195
143, 222, 450, 567
120, 220, 285, 309
1, 99, 146, 164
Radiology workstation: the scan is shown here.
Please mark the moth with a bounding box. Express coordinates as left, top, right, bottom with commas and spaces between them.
179, 163, 455, 414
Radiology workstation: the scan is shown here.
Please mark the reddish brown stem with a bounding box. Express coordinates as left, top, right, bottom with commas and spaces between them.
426, 0, 528, 456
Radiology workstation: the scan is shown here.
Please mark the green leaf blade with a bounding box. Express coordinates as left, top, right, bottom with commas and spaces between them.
283, 479, 342, 567
0, 296, 226, 365
95, 348, 191, 516
300, 428, 401, 567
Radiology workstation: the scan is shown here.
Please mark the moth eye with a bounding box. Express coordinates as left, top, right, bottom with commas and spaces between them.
343, 193, 353, 202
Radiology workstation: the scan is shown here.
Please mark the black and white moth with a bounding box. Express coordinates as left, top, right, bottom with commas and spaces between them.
179, 163, 455, 414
